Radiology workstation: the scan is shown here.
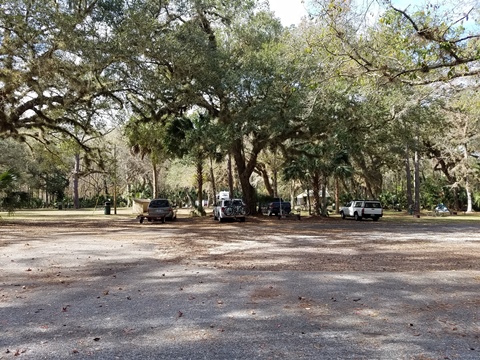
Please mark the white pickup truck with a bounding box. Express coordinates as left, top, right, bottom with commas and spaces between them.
340, 200, 383, 221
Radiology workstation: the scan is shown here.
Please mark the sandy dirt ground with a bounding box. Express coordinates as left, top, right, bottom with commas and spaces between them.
1, 210, 479, 359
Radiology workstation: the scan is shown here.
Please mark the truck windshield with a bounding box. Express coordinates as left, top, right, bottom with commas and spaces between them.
150, 200, 169, 207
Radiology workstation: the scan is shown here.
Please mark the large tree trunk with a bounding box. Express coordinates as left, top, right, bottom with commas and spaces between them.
255, 163, 274, 197
238, 170, 256, 214
227, 153, 234, 199
231, 139, 259, 215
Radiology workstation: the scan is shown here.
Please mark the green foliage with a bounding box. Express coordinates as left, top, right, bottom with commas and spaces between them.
46, 170, 70, 202
0, 169, 18, 213
420, 176, 450, 210
124, 118, 168, 164
0, 0, 119, 145
0, 169, 17, 193
379, 190, 406, 210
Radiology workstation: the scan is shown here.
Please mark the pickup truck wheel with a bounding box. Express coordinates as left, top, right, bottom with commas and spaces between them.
341, 212, 345, 219
218, 216, 223, 223
354, 213, 362, 221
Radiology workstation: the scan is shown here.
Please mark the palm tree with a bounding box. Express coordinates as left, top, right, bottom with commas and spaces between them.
124, 119, 168, 199
0, 169, 16, 192
165, 113, 220, 216
0, 169, 18, 214
283, 143, 353, 216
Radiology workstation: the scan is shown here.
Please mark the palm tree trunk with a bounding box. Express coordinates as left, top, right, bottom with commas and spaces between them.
196, 158, 205, 215
335, 177, 340, 214
311, 172, 321, 215
321, 178, 328, 216
210, 157, 216, 206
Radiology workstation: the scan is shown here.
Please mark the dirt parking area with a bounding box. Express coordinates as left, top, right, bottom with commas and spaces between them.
1, 212, 479, 359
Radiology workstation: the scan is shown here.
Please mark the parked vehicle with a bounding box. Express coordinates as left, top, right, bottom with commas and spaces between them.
340, 200, 383, 221
266, 198, 291, 216
137, 198, 176, 223
213, 199, 246, 222
434, 203, 450, 216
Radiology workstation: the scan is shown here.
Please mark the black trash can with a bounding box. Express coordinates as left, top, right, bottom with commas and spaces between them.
104, 202, 111, 215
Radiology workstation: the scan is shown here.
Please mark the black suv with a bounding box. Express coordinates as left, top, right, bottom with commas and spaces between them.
267, 198, 291, 216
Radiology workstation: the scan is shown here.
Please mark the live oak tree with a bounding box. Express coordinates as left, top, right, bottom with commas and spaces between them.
1, 0, 127, 210
215, 13, 308, 214
300, 1, 478, 210
425, 85, 480, 212
308, 0, 480, 84
287, 18, 392, 202
0, 0, 124, 144
120, 1, 310, 214
118, 1, 223, 202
